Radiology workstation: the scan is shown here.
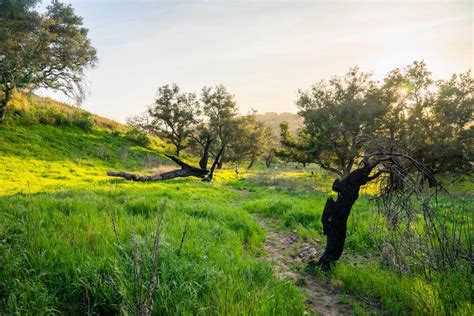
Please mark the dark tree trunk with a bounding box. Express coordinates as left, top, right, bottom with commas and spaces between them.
199, 135, 212, 170
217, 148, 225, 169
203, 144, 226, 182
107, 154, 208, 181
0, 106, 7, 122
316, 160, 379, 270
247, 154, 256, 170
0, 86, 13, 123
265, 150, 274, 168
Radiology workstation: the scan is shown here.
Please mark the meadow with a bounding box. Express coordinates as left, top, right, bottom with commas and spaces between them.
0, 104, 472, 315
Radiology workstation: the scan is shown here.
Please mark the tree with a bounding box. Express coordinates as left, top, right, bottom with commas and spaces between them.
143, 84, 200, 157
283, 63, 472, 269
201, 85, 238, 171
288, 67, 388, 176
226, 112, 274, 169
275, 122, 313, 167
382, 62, 473, 176
0, 0, 97, 122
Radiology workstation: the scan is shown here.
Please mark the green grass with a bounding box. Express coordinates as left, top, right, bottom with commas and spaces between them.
1, 107, 472, 315
0, 117, 306, 314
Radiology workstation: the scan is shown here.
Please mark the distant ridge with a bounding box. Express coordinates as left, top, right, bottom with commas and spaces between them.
255, 112, 302, 138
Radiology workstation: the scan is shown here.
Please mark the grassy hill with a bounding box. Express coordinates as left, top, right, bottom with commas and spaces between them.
0, 96, 472, 315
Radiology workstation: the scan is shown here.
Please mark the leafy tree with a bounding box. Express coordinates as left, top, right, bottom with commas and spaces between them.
275, 122, 313, 167
201, 85, 238, 169
227, 112, 273, 169
283, 67, 388, 176
0, 0, 97, 122
280, 62, 472, 269
144, 84, 200, 157
382, 62, 473, 176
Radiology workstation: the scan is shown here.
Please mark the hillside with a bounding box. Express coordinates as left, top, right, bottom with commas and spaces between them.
0, 93, 172, 195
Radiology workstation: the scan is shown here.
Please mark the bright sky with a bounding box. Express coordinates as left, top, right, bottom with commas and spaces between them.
38, 0, 473, 123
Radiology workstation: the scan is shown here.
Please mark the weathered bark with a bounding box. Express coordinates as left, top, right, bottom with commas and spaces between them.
107, 154, 208, 181
316, 160, 380, 270
199, 135, 212, 170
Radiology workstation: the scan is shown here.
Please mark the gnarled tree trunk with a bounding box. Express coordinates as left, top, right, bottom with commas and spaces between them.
203, 143, 226, 182
107, 154, 208, 181
199, 135, 212, 170
316, 160, 381, 270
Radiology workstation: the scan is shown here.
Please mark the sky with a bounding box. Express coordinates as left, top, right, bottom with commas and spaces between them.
37, 0, 473, 123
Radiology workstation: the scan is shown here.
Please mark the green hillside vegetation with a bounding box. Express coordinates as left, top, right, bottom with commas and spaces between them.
1, 96, 472, 315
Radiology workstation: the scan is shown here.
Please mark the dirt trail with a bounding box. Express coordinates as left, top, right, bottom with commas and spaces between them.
256, 217, 352, 316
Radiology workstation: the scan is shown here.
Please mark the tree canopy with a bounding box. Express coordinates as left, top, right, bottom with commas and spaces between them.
0, 0, 98, 122
145, 84, 200, 157
279, 61, 473, 177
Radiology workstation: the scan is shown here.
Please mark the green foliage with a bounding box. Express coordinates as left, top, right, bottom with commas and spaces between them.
124, 126, 151, 147
0, 0, 97, 120
383, 62, 473, 174
135, 84, 201, 156
226, 112, 274, 168
286, 67, 387, 176
282, 61, 473, 177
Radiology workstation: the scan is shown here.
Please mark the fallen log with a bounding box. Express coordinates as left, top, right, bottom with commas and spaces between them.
107, 154, 208, 181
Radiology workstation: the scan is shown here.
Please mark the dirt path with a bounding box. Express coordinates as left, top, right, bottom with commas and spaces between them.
256, 217, 353, 316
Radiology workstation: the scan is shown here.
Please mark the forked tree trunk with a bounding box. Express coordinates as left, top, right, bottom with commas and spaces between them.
217, 148, 225, 169
247, 154, 256, 170
199, 135, 212, 170
203, 144, 226, 182
107, 154, 208, 181
265, 150, 274, 168
316, 160, 380, 270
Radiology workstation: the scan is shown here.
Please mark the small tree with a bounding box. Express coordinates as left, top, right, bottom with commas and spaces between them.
275, 122, 313, 167
145, 84, 200, 157
201, 85, 238, 172
0, 0, 97, 122
227, 112, 273, 169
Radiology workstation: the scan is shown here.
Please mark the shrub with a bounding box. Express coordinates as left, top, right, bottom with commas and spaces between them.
72, 111, 93, 131
124, 127, 150, 146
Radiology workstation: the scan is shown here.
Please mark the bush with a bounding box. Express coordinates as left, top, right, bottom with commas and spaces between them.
72, 111, 93, 131
124, 127, 150, 147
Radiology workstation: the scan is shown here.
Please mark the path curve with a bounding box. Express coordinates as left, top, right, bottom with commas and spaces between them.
257, 217, 352, 316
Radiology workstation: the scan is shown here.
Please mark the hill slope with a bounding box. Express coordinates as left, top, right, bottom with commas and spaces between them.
0, 94, 173, 195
